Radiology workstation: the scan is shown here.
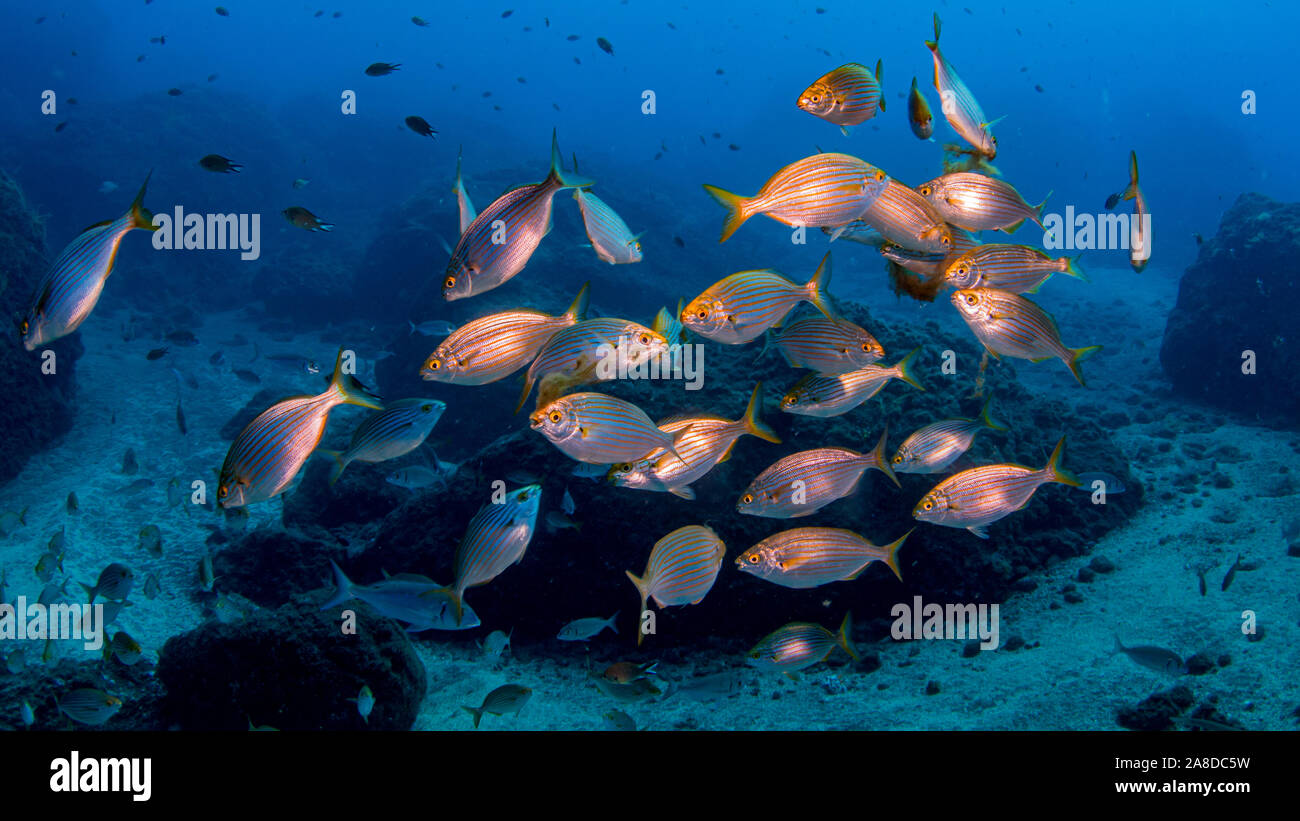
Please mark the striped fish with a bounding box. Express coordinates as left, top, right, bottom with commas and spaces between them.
892, 396, 1007, 474
21, 173, 158, 350
320, 398, 445, 485
517, 316, 666, 410
438, 484, 541, 624
1116, 150, 1150, 272
737, 430, 897, 518
917, 172, 1049, 234
879, 227, 980, 278
781, 348, 923, 418
913, 437, 1080, 538
702, 153, 889, 242
796, 61, 886, 135
747, 613, 858, 674
857, 178, 952, 253
951, 288, 1101, 386
609, 383, 780, 499
442, 130, 593, 301
573, 157, 643, 264
821, 220, 885, 247
775, 316, 884, 374
626, 525, 726, 644
908, 76, 934, 140
925, 13, 1000, 159
218, 349, 384, 508
682, 252, 834, 344
736, 527, 910, 588
943, 244, 1085, 293
652, 302, 684, 347
453, 145, 477, 235
421, 283, 588, 385
530, 392, 681, 464
59, 688, 123, 726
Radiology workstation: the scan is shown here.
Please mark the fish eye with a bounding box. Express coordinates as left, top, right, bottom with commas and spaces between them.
741, 493, 753, 504
444, 276, 456, 289
616, 463, 631, 472
548, 410, 562, 423
639, 333, 651, 345
421, 404, 433, 413
875, 171, 886, 181
957, 265, 968, 275
892, 455, 903, 464
922, 500, 933, 511
862, 343, 871, 351
217, 485, 228, 499
941, 236, 951, 247
696, 309, 708, 320
427, 359, 440, 370
19, 320, 28, 335
919, 185, 931, 196
747, 554, 760, 564
964, 294, 978, 305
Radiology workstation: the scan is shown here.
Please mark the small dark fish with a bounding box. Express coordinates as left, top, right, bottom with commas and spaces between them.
166, 329, 199, 345
1104, 192, 1121, 210
81, 563, 134, 603
66, 492, 79, 514
67, 98, 78, 104
728, 144, 740, 151
673, 236, 685, 248
215, 6, 229, 16
176, 401, 187, 435
654, 152, 662, 160
54, 121, 68, 132
573, 57, 580, 65
121, 448, 139, 475
332, 11, 342, 17
210, 350, 225, 366
315, 10, 323, 17
233, 369, 261, 384
146, 347, 168, 361
1035, 84, 1044, 93
501, 9, 513, 18
207, 74, 218, 82
405, 115, 437, 137
517, 76, 526, 83
597, 37, 614, 55
199, 154, 241, 173
167, 88, 183, 97
1197, 569, 1207, 596
137, 55, 145, 62
1193, 232, 1204, 245
1221, 554, 1240, 592
716, 68, 725, 75
567, 34, 580, 41
553, 103, 561, 111
412, 16, 430, 26
365, 62, 401, 76
482, 91, 492, 97
283, 206, 334, 232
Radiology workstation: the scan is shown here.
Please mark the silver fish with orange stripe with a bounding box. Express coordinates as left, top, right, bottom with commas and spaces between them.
421, 283, 588, 384
572, 155, 643, 264
453, 145, 477, 235
951, 288, 1101, 386
747, 613, 858, 674
943, 244, 1085, 293
780, 347, 923, 417
517, 316, 666, 410
736, 429, 897, 519
22, 173, 158, 350
925, 13, 1000, 160
702, 154, 888, 242
609, 383, 780, 500
530, 392, 682, 465
1105, 150, 1150, 272
652, 300, 685, 347
878, 227, 980, 278
892, 396, 1006, 474
916, 173, 1049, 234
626, 525, 726, 645
856, 177, 953, 254
443, 130, 592, 300
907, 76, 934, 140
432, 484, 541, 624
796, 61, 886, 136
913, 437, 1080, 538
775, 315, 884, 374
218, 349, 384, 508
682, 252, 834, 344
736, 527, 910, 588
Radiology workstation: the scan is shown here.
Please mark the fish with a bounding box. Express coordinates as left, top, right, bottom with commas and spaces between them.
913, 437, 1080, 538
59, 689, 123, 726
597, 37, 614, 55
98, 181, 118, 193
20, 700, 34, 727
443, 130, 593, 301
34, 551, 64, 583
892, 396, 1007, 474
856, 178, 952, 253
652, 302, 685, 347
737, 430, 898, 519
780, 348, 923, 418
1114, 150, 1150, 272
702, 154, 889, 242
626, 526, 726, 644
1114, 635, 1186, 675
0, 508, 27, 537
602, 661, 658, 684
907, 76, 934, 139
463, 684, 532, 728
561, 487, 575, 516
176, 399, 187, 434
916, 173, 1049, 233
943, 244, 1085, 293
20, 173, 158, 350
364, 62, 400, 76
80, 562, 134, 602
146, 347, 168, 360
558, 612, 619, 641
603, 709, 637, 731
546, 511, 581, 531
386, 464, 448, 491
951, 288, 1101, 386
292, 178, 310, 189
412, 15, 430, 26
738, 528, 909, 589
143, 572, 162, 600
1221, 554, 1241, 592
167, 88, 183, 97
453, 146, 477, 235
404, 115, 437, 138
609, 383, 780, 499
774, 316, 885, 374
320, 561, 481, 631
198, 554, 216, 592
436, 485, 541, 624
233, 369, 260, 384
198, 154, 242, 173
218, 349, 384, 508
592, 675, 662, 703
319, 398, 445, 484
925, 13, 999, 159
574, 179, 644, 264
349, 686, 375, 724
482, 629, 512, 659
422, 284, 588, 385
681, 253, 834, 344
215, 6, 229, 16
516, 317, 666, 409
282, 206, 334, 232
747, 613, 858, 674
138, 524, 163, 557
5, 649, 26, 675
66, 492, 78, 514
796, 61, 886, 135
104, 630, 143, 665
531, 393, 681, 465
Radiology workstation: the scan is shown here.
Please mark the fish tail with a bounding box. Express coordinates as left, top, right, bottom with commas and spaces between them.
319, 560, 354, 610
607, 610, 620, 635
321, 450, 348, 486
78, 582, 96, 604
513, 373, 535, 414
742, 382, 781, 444
805, 251, 835, 318
836, 611, 859, 661
701, 184, 749, 242
1064, 255, 1088, 281
869, 426, 899, 487
547, 129, 594, 190
1066, 345, 1102, 387
1119, 151, 1140, 201
564, 282, 591, 322
129, 170, 158, 231
927, 12, 942, 48
328, 347, 384, 410
1044, 436, 1082, 488
882, 529, 912, 582
461, 705, 484, 729
625, 571, 649, 646
893, 347, 925, 391
874, 59, 885, 112
1033, 189, 1053, 227
453, 145, 465, 193
979, 395, 1008, 431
